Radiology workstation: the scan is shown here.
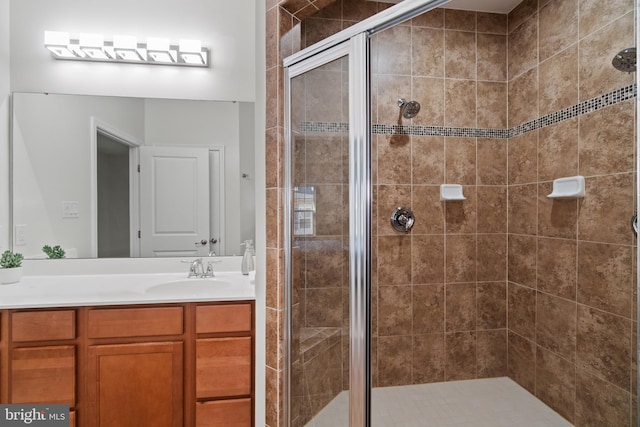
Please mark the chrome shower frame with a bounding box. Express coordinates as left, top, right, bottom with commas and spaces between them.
636, 1, 640, 424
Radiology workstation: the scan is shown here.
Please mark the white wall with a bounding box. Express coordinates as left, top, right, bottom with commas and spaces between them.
12, 93, 145, 258
9, 0, 255, 102
0, 0, 9, 252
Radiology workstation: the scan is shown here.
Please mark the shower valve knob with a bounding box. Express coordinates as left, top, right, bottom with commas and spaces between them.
390, 207, 415, 233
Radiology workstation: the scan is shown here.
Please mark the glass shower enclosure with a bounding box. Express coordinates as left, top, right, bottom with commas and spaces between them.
283, 0, 639, 425
284, 2, 448, 425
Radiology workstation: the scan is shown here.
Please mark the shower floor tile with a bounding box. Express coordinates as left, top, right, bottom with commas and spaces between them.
305, 377, 573, 427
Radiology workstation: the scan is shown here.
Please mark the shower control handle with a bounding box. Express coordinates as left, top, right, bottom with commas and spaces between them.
390, 207, 415, 233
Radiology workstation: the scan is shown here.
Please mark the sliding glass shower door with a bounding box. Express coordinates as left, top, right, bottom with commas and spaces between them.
285, 36, 370, 427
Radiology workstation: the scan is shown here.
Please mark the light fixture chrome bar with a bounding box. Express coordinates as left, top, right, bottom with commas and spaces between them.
44, 32, 210, 67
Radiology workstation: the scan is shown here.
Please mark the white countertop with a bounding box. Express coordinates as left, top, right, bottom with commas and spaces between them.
0, 256, 256, 309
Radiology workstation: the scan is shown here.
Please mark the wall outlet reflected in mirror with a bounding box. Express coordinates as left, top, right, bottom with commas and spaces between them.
14, 225, 26, 246
62, 201, 80, 218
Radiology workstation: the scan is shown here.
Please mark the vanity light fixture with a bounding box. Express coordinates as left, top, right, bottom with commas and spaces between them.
146, 37, 177, 63
179, 39, 206, 65
112, 35, 144, 61
79, 33, 108, 60
44, 31, 76, 58
43, 31, 209, 67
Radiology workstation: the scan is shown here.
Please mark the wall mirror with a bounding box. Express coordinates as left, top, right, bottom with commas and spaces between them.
11, 92, 255, 259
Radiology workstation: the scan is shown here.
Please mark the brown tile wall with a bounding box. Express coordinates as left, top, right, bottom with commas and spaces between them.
506, 0, 637, 425
265, 2, 300, 426
267, 0, 638, 426
302, 3, 511, 389
370, 7, 509, 388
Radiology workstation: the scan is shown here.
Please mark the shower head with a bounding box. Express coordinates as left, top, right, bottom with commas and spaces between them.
398, 98, 421, 119
612, 47, 636, 72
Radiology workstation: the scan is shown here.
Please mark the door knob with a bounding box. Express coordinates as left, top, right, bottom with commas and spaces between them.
195, 240, 208, 246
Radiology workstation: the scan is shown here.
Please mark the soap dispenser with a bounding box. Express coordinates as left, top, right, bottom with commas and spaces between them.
241, 240, 255, 275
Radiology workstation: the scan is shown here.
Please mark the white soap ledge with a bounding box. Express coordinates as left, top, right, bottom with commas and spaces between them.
547, 176, 585, 198
440, 184, 466, 201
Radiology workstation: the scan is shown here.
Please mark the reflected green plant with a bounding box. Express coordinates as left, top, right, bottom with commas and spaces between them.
42, 245, 66, 259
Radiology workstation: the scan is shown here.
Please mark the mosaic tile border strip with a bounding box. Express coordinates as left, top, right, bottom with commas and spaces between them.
299, 84, 637, 138
371, 124, 508, 138
510, 84, 636, 137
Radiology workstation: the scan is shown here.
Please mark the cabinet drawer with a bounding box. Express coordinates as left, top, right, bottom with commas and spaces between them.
12, 310, 75, 342
196, 337, 251, 398
11, 345, 76, 406
196, 303, 252, 334
88, 307, 183, 338
196, 398, 252, 427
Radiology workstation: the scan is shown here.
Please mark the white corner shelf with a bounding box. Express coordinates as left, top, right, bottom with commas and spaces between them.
547, 175, 585, 199
440, 184, 466, 201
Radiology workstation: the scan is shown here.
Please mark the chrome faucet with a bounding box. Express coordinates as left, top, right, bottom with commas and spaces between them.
184, 257, 220, 278
188, 258, 205, 278
203, 261, 215, 278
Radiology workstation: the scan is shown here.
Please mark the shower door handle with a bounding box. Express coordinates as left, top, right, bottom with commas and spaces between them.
632, 213, 637, 235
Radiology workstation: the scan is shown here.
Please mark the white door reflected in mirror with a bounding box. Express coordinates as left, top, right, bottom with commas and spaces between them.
139, 146, 222, 257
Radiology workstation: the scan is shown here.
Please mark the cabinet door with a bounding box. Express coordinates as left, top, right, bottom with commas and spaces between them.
196, 398, 251, 427
196, 337, 251, 399
87, 342, 183, 427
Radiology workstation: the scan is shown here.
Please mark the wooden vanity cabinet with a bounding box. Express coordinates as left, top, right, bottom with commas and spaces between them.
85, 305, 186, 427
87, 341, 184, 427
195, 303, 254, 427
8, 310, 77, 411
0, 301, 254, 427
11, 345, 76, 405
196, 398, 252, 427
